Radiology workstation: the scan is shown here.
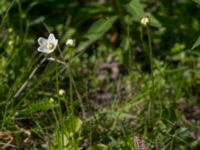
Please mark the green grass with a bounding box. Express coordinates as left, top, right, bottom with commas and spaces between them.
0, 0, 200, 149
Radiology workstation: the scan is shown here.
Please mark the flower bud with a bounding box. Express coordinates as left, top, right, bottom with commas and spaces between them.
140, 16, 150, 27
58, 89, 65, 96
66, 39, 75, 47
49, 98, 55, 103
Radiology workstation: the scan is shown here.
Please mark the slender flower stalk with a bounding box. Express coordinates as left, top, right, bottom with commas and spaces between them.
14, 33, 59, 98
140, 16, 155, 135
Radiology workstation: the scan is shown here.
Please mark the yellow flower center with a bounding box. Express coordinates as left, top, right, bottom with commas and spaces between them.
46, 43, 54, 50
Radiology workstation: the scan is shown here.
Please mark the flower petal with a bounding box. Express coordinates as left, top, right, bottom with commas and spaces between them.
48, 33, 56, 42
37, 46, 54, 54
38, 37, 47, 46
54, 39, 58, 48
43, 49, 54, 54
37, 46, 45, 52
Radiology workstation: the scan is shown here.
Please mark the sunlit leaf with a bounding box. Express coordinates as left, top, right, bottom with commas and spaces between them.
85, 16, 118, 41
66, 116, 82, 134
192, 36, 200, 49
125, 0, 162, 28
118, 0, 131, 4
77, 16, 118, 52
125, 0, 144, 20
193, 0, 200, 5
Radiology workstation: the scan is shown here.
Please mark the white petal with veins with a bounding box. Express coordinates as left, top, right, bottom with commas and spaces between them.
38, 37, 47, 46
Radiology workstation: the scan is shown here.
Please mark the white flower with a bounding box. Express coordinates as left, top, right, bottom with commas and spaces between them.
66, 39, 75, 47
140, 16, 150, 27
37, 33, 58, 54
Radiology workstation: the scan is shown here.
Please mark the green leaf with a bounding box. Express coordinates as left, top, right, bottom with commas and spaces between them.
66, 116, 82, 134
118, 0, 131, 4
75, 4, 112, 27
29, 16, 45, 26
85, 16, 117, 40
193, 0, 200, 5
87, 144, 108, 150
125, 0, 162, 28
125, 0, 144, 20
77, 16, 118, 52
192, 36, 200, 50
148, 14, 162, 28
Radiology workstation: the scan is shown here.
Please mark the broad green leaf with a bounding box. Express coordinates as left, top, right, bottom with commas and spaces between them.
77, 16, 118, 52
75, 4, 112, 27
148, 14, 162, 28
118, 0, 131, 4
125, 0, 144, 20
66, 116, 82, 134
192, 36, 200, 49
85, 16, 117, 40
193, 0, 200, 5
125, 0, 162, 28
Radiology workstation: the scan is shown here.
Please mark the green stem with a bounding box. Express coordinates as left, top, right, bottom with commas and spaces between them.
127, 17, 132, 73
55, 56, 65, 148
140, 26, 155, 133
115, 0, 126, 30
147, 26, 154, 93
147, 26, 155, 129
69, 47, 74, 122
68, 47, 78, 149
17, 0, 23, 37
